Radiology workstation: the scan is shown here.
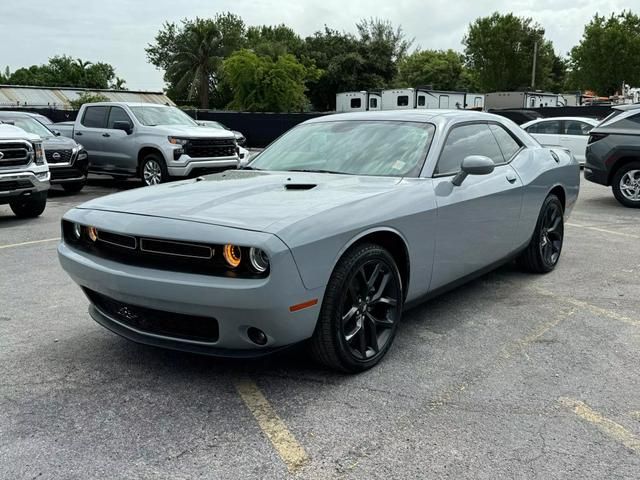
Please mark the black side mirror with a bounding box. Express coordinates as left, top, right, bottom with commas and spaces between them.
452, 155, 495, 186
52, 130, 61, 136
112, 121, 132, 134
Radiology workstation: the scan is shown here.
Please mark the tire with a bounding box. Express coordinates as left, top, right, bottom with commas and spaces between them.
611, 161, 640, 208
62, 180, 86, 194
518, 194, 564, 273
310, 243, 403, 373
9, 191, 47, 218
140, 154, 168, 186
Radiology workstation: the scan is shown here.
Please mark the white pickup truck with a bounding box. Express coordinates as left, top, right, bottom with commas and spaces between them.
0, 124, 49, 218
55, 102, 242, 186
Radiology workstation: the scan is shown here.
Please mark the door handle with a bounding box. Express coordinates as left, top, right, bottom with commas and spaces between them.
506, 173, 518, 183
75, 131, 83, 136
102, 133, 111, 138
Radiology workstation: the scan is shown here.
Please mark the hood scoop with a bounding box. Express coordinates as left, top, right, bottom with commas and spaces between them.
285, 183, 317, 191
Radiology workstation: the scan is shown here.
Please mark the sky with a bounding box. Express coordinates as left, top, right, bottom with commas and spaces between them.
0, 0, 632, 91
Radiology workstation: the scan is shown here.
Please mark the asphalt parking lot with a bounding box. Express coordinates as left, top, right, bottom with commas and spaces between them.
1, 176, 639, 479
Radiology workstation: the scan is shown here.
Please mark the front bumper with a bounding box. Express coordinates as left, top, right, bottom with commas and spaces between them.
0, 169, 50, 204
168, 155, 239, 177
50, 158, 89, 184
57, 210, 324, 356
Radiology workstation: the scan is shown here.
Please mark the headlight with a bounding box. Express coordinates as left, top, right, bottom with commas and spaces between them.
87, 226, 98, 242
168, 136, 189, 146
72, 223, 82, 240
249, 248, 269, 273
33, 142, 45, 165
223, 244, 242, 268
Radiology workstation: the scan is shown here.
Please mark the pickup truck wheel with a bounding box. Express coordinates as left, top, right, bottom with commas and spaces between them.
310, 243, 403, 373
62, 180, 86, 194
612, 161, 640, 208
10, 191, 47, 218
141, 154, 168, 186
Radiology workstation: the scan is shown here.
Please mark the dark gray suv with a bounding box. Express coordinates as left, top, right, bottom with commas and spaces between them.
585, 104, 640, 208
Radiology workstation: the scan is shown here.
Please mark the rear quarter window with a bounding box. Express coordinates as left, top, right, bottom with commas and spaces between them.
612, 113, 640, 130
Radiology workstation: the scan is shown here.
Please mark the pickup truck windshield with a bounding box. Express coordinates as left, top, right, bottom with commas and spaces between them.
130, 106, 198, 127
250, 120, 435, 177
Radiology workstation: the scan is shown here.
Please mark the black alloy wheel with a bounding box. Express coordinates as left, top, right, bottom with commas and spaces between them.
518, 194, 564, 273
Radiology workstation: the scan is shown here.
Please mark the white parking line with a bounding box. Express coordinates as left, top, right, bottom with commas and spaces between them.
566, 222, 640, 239
0, 238, 58, 250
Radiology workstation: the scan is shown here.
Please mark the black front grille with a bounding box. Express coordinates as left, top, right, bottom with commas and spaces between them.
185, 139, 236, 158
50, 166, 85, 180
0, 179, 33, 191
46, 149, 73, 164
0, 142, 31, 167
61, 221, 267, 278
85, 289, 219, 343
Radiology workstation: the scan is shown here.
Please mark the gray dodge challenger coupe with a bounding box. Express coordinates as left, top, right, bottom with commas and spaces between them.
58, 110, 580, 372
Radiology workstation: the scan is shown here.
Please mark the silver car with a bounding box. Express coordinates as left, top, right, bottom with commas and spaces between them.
58, 110, 580, 372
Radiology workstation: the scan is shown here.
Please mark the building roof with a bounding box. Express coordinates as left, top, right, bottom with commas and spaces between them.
0, 85, 174, 109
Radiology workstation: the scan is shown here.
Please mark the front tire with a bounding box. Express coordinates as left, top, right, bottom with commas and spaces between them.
310, 243, 403, 373
518, 194, 564, 273
9, 191, 47, 218
611, 161, 640, 208
140, 154, 168, 186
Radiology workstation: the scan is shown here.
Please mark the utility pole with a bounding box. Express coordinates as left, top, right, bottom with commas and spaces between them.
531, 41, 538, 89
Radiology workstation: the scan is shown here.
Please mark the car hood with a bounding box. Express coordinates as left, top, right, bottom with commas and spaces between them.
152, 124, 236, 139
43, 135, 78, 149
77, 170, 401, 233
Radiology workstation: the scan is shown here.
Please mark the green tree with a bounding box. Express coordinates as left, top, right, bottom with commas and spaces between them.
146, 13, 246, 108
569, 11, 640, 95
463, 13, 557, 92
5, 55, 119, 89
245, 24, 304, 59
223, 50, 318, 112
69, 92, 109, 110
396, 49, 475, 90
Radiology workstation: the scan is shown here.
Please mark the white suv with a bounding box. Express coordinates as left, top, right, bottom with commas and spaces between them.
0, 124, 50, 218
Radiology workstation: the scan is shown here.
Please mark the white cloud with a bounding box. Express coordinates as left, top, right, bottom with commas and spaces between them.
0, 0, 630, 90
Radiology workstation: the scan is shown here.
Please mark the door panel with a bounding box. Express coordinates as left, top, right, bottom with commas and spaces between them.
104, 107, 137, 172
431, 165, 524, 289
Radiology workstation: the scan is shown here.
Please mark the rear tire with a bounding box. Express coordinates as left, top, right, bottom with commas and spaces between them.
310, 243, 403, 373
62, 180, 86, 194
9, 191, 47, 218
611, 161, 640, 208
140, 154, 168, 186
517, 194, 564, 273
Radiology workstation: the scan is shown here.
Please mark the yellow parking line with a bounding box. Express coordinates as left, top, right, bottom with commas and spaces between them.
566, 222, 640, 239
559, 397, 640, 454
235, 377, 309, 473
0, 238, 58, 250
533, 286, 640, 328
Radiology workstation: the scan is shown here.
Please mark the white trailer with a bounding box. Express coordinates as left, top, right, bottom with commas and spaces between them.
414, 88, 466, 110
336, 91, 382, 112
485, 91, 563, 110
465, 93, 485, 109
381, 88, 415, 110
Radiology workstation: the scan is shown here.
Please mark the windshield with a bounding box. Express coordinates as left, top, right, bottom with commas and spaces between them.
130, 106, 198, 127
250, 120, 435, 177
2, 117, 54, 138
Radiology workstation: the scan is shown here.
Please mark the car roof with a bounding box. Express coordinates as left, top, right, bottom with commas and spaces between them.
305, 109, 508, 125
521, 116, 600, 127
0, 111, 34, 118
84, 102, 171, 108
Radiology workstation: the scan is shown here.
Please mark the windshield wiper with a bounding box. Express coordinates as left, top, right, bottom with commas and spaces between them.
287, 168, 345, 174
241, 165, 260, 170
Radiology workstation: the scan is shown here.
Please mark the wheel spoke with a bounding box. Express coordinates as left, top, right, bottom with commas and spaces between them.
366, 311, 393, 329
372, 296, 397, 307
548, 214, 561, 233
342, 306, 358, 324
366, 316, 379, 353
345, 320, 362, 342
366, 263, 383, 291
358, 326, 367, 357
371, 272, 391, 302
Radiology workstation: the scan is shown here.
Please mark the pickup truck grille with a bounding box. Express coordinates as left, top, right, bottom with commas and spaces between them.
185, 139, 236, 158
0, 141, 32, 168
0, 179, 33, 191
46, 149, 73, 164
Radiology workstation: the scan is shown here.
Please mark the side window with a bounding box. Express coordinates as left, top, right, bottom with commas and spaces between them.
397, 95, 409, 107
417, 95, 426, 107
350, 98, 362, 109
435, 124, 504, 175
369, 98, 378, 109
81, 106, 109, 128
612, 113, 640, 130
489, 124, 521, 162
107, 107, 132, 129
529, 120, 562, 134
564, 120, 592, 136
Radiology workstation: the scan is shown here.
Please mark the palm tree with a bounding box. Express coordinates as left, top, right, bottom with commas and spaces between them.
169, 18, 223, 108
